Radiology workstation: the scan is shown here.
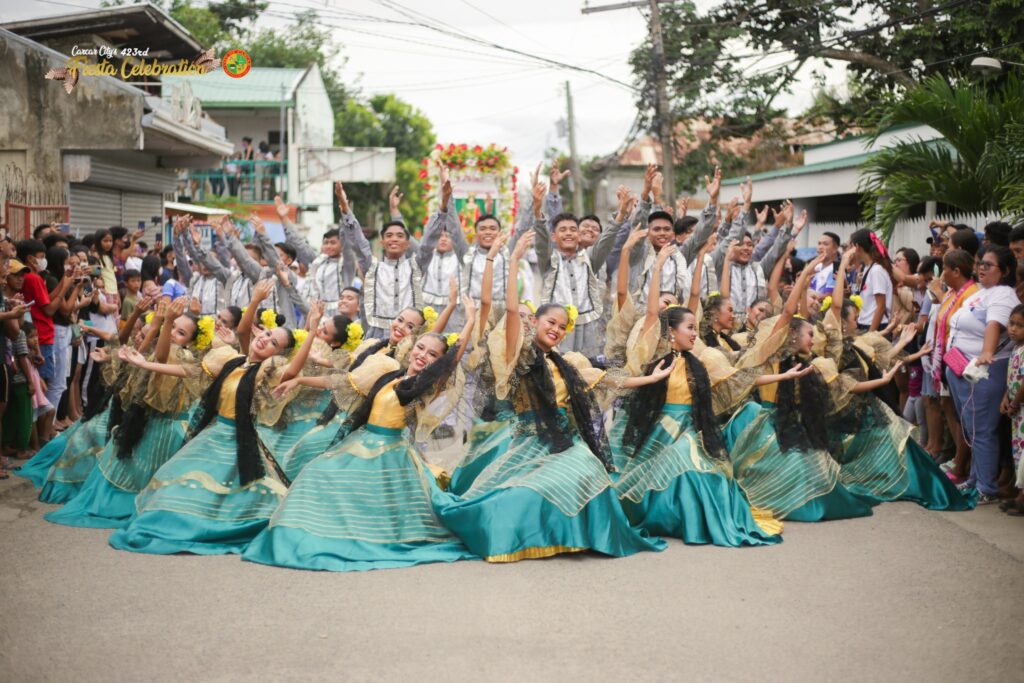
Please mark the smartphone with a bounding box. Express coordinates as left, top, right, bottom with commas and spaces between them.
58, 223, 71, 234
933, 263, 940, 278
138, 220, 146, 231
24, 300, 35, 307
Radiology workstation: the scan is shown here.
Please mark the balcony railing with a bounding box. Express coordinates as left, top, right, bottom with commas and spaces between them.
185, 160, 288, 203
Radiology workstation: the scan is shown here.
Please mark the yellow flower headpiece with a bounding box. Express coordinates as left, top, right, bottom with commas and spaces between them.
564, 304, 579, 333
850, 294, 863, 312
446, 332, 460, 349
794, 313, 806, 320
290, 329, 308, 358
520, 299, 537, 314
343, 321, 364, 353
422, 306, 438, 331
707, 290, 722, 299
194, 315, 215, 351
144, 312, 154, 325
664, 303, 683, 310
819, 295, 833, 313
260, 308, 279, 330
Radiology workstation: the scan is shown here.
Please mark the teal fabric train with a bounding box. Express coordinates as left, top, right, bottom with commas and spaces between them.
45, 412, 189, 529
723, 402, 874, 522
38, 407, 112, 504
243, 424, 477, 572
612, 404, 782, 546
109, 417, 286, 555
439, 411, 666, 562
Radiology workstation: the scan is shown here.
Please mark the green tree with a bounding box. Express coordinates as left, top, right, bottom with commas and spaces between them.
103, 0, 266, 47
333, 96, 436, 232
860, 73, 1024, 238
629, 0, 1024, 174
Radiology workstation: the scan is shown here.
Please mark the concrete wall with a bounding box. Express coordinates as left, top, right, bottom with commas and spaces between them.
0, 29, 144, 208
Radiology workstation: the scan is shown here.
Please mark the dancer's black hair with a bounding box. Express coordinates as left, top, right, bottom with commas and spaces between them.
334, 334, 458, 443
521, 304, 612, 470
621, 306, 726, 460
225, 306, 243, 328
188, 329, 296, 485
775, 320, 834, 451
116, 320, 201, 460
839, 337, 900, 414
315, 337, 390, 426
326, 314, 355, 347
700, 294, 741, 351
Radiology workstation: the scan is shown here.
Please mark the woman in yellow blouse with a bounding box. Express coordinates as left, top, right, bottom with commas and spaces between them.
109, 280, 318, 556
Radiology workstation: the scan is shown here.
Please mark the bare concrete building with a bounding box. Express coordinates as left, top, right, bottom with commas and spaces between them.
0, 4, 232, 237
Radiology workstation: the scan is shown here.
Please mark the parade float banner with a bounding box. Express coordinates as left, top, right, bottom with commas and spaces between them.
421, 143, 517, 242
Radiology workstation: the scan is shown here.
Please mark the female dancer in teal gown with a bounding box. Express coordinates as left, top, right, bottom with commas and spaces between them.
438, 230, 667, 562
32, 300, 155, 502
45, 298, 212, 528
243, 296, 480, 572
109, 282, 319, 555
824, 247, 975, 511
722, 253, 883, 522
609, 238, 807, 546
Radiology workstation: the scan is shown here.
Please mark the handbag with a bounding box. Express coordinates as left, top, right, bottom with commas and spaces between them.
944, 346, 970, 377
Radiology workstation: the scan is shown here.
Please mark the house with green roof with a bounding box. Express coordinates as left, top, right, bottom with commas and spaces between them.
162, 65, 395, 237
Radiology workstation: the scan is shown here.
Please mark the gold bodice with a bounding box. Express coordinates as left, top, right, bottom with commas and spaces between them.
368, 378, 406, 429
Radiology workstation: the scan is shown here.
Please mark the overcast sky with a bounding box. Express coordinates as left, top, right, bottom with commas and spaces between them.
7, 0, 845, 172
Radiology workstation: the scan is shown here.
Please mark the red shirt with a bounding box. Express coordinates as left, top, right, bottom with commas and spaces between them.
21, 272, 54, 344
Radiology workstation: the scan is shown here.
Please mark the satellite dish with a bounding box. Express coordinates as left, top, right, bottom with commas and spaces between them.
971, 56, 1003, 74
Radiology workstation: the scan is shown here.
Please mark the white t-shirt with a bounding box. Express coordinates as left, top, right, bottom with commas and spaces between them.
948, 284, 1019, 360
857, 264, 893, 327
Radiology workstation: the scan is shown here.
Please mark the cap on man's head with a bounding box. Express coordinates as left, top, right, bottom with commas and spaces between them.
8, 259, 30, 274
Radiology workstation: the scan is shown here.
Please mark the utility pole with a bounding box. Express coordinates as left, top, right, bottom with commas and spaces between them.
564, 81, 585, 216
582, 0, 675, 208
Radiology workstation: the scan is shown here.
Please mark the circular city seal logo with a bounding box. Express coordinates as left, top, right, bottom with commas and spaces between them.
222, 49, 252, 78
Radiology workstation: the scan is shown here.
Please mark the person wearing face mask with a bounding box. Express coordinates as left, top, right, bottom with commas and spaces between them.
437, 230, 671, 563
108, 280, 316, 556
15, 239, 74, 445
243, 297, 480, 572
45, 297, 215, 528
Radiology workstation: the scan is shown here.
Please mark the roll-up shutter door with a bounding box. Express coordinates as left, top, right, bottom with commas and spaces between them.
121, 192, 163, 231
69, 184, 121, 234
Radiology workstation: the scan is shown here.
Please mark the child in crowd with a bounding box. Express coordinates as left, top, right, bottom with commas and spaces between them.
3, 322, 36, 459
1001, 304, 1024, 515
120, 269, 141, 321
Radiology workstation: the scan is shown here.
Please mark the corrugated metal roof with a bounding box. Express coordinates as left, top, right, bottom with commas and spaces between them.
721, 152, 873, 185
162, 67, 308, 108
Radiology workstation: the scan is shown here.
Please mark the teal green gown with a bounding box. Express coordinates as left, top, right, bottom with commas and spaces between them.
832, 395, 976, 510
439, 353, 665, 562
612, 384, 782, 547
109, 349, 292, 555
723, 401, 875, 522
45, 411, 190, 528
448, 402, 513, 496
244, 377, 478, 572
15, 427, 72, 488
38, 406, 112, 504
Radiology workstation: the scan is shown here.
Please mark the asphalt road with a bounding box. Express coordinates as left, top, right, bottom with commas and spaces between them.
1, 474, 1021, 682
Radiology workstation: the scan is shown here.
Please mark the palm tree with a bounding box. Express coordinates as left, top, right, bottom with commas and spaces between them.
859, 73, 1024, 240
